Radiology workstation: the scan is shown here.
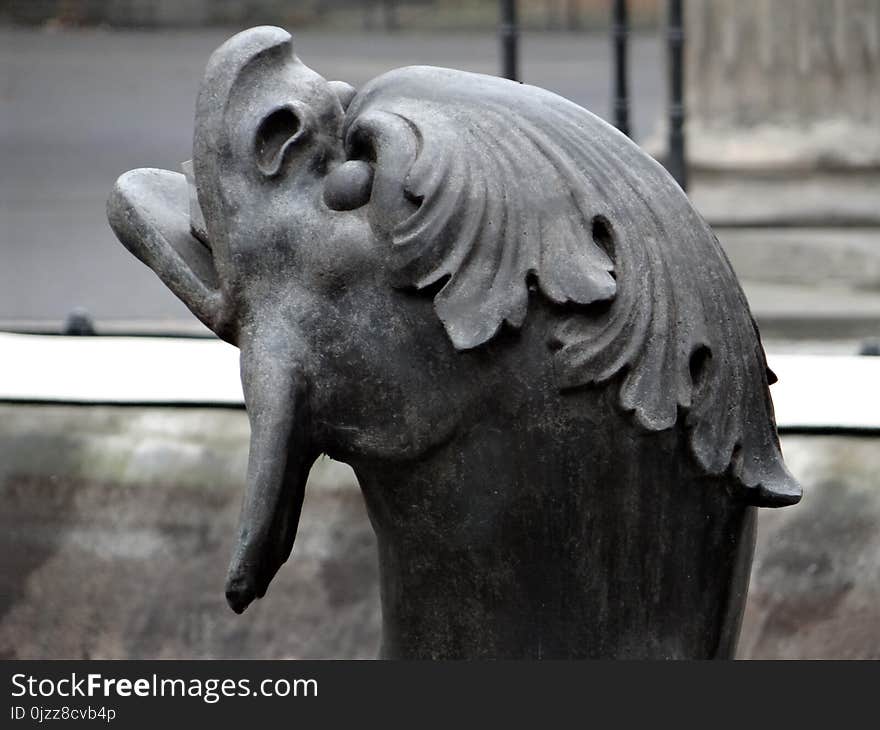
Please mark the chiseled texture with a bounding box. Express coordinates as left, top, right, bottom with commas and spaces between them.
2, 409, 875, 660
345, 66, 798, 505
106, 26, 800, 659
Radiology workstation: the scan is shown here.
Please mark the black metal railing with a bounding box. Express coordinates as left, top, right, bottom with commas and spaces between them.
612, 0, 630, 138
497, 0, 687, 191
499, 0, 519, 81
666, 0, 687, 190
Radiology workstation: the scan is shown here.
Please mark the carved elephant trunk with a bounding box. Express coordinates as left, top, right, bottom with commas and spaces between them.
107, 27, 800, 659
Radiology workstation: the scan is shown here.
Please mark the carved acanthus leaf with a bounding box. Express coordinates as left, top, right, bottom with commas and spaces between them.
343, 66, 800, 506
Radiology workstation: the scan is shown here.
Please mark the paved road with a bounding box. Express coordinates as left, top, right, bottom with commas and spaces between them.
0, 27, 664, 328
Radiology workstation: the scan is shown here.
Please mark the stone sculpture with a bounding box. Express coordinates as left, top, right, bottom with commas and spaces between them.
107, 26, 801, 659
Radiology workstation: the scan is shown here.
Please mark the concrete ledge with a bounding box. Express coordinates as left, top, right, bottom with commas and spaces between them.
717, 225, 880, 342
1, 404, 878, 659
3, 333, 880, 431
691, 170, 880, 228
719, 227, 880, 290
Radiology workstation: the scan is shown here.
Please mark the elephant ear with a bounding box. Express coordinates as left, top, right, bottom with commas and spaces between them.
342, 66, 800, 508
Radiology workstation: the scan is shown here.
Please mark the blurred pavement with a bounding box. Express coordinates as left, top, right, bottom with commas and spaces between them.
0, 27, 663, 328
3, 26, 879, 348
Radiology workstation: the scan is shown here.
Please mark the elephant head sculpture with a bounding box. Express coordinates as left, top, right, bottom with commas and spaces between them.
107, 27, 801, 659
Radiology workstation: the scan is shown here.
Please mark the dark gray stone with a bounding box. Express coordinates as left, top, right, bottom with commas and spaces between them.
106, 26, 800, 659
2, 409, 874, 660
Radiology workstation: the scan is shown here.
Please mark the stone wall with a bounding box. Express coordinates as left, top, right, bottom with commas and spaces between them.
0, 405, 379, 659
1, 403, 877, 659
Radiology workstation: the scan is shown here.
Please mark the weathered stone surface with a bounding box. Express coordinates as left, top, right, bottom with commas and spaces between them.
739, 436, 880, 660
0, 406, 875, 659
104, 26, 799, 658
0, 405, 379, 660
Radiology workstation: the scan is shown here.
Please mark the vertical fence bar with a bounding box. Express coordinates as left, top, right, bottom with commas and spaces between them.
667, 0, 687, 190
382, 0, 399, 31
500, 0, 520, 81
612, 0, 631, 137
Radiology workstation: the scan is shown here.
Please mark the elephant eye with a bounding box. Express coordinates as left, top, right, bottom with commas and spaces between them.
254, 106, 303, 176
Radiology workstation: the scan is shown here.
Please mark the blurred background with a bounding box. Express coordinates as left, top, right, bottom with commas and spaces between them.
1, 0, 879, 659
